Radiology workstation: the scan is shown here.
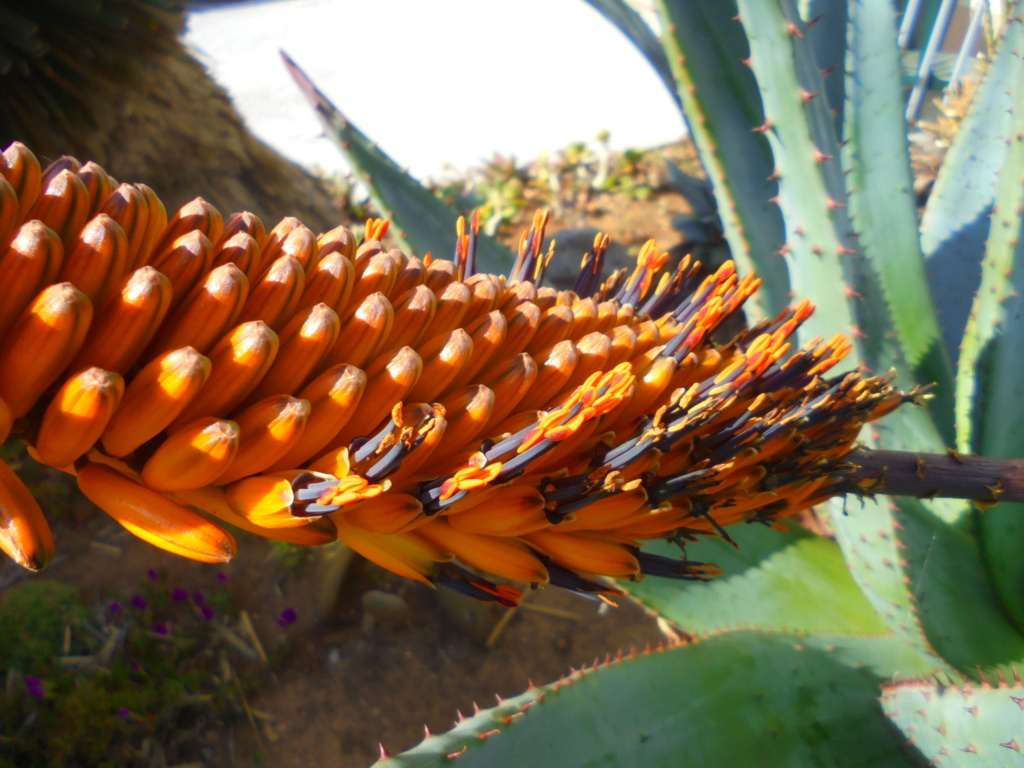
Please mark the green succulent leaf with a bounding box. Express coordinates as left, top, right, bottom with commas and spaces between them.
826, 485, 1024, 678
282, 52, 516, 274
622, 525, 939, 678
827, 496, 948, 671
716, 0, 958, 477
803, 0, 848, 141
733, 0, 863, 356
893, 498, 1024, 672
920, 15, 1024, 368
626, 524, 887, 636
881, 677, 1024, 767
954, 16, 1024, 454
943, 15, 1024, 631
374, 632, 922, 768
653, 0, 790, 320
842, 0, 954, 442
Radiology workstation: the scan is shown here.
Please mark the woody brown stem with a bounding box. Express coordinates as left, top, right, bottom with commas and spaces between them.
837, 448, 1024, 504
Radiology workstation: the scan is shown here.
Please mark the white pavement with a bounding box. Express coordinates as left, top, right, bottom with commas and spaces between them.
184, 0, 684, 182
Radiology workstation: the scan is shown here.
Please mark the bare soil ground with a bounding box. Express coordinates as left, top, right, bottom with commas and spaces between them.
11, 505, 662, 767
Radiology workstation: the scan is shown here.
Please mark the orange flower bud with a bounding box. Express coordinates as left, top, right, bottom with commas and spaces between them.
0, 461, 55, 571
169, 321, 279, 429
34, 367, 125, 468
142, 417, 240, 492
102, 347, 211, 456
77, 462, 235, 563
0, 282, 93, 418
0, 220, 65, 338
59, 213, 130, 305
216, 396, 310, 485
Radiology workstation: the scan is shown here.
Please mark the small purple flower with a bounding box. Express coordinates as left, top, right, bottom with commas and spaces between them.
108, 601, 122, 615
117, 707, 131, 720
171, 587, 188, 602
277, 608, 297, 627
131, 595, 148, 611
192, 591, 206, 606
217, 572, 229, 584
147, 569, 160, 582
200, 605, 216, 621
130, 661, 142, 673
24, 677, 44, 699
153, 621, 169, 635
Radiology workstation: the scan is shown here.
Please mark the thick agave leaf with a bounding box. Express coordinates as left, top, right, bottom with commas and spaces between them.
954, 16, 1024, 454
725, 1, 986, 670
733, 0, 858, 349
842, 0, 954, 443
955, 15, 1024, 628
894, 499, 1024, 671
282, 53, 516, 274
920, 14, 1024, 368
623, 525, 940, 678
803, 0, 848, 142
373, 632, 921, 768
828, 496, 950, 665
628, 525, 883, 635
827, 491, 1024, 678
651, 0, 790, 320
881, 675, 1024, 767
732, 1, 956, 497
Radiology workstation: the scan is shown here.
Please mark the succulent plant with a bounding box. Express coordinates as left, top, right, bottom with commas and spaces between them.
264, 0, 1024, 766
3, 0, 1024, 764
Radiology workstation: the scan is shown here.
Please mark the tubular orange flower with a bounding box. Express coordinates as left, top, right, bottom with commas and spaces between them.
0, 397, 11, 445
244, 302, 341, 403
77, 162, 115, 220
259, 217, 319, 273
0, 220, 65, 342
26, 168, 90, 252
172, 485, 338, 546
0, 460, 55, 571
0, 281, 93, 418
59, 213, 129, 306
169, 320, 279, 429
141, 417, 240, 492
213, 231, 263, 280
34, 367, 124, 469
149, 230, 214, 310
3, 142, 42, 220
99, 183, 152, 271
148, 263, 250, 356
68, 266, 173, 374
153, 197, 224, 256
101, 346, 211, 456
224, 473, 315, 528
78, 462, 235, 563
0, 144, 917, 605
267, 363, 366, 470
216, 395, 310, 485
239, 254, 305, 331
298, 249, 354, 314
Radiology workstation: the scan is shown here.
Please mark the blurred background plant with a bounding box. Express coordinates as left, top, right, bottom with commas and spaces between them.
0, 572, 257, 767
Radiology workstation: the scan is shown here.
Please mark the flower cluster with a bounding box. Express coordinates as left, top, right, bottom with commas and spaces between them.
0, 142, 909, 604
